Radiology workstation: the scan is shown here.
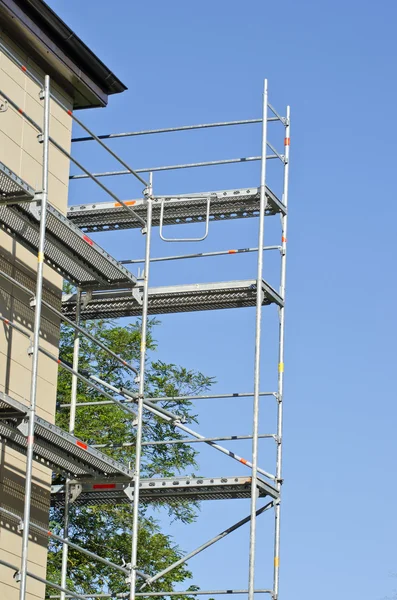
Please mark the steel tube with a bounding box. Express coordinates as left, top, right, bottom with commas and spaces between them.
266, 140, 285, 163
19, 75, 51, 600
129, 176, 153, 600
113, 387, 275, 480
0, 87, 146, 228
248, 79, 269, 600
273, 105, 290, 600
0, 557, 98, 600
140, 502, 273, 589
0, 507, 130, 577
60, 288, 81, 600
59, 391, 276, 409
0, 267, 139, 376
0, 316, 132, 408
0, 314, 142, 425
267, 103, 285, 124
49, 589, 273, 598
70, 118, 272, 143
92, 434, 276, 449
69, 112, 147, 186
69, 156, 272, 180
120, 246, 281, 265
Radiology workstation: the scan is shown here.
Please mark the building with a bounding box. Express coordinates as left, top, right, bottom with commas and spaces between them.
0, 2, 126, 598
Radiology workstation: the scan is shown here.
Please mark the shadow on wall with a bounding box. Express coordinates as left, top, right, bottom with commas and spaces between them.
0, 445, 51, 547
0, 243, 62, 350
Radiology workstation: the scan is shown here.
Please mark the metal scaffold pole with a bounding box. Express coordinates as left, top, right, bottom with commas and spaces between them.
60, 288, 82, 600
18, 74, 51, 600
129, 173, 153, 600
273, 105, 290, 600
248, 79, 269, 600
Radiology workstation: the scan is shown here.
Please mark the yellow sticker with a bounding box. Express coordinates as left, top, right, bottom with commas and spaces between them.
274, 557, 280, 567
278, 363, 284, 373
37, 252, 44, 263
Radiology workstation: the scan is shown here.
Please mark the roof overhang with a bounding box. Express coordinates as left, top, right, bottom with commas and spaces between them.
0, 0, 127, 109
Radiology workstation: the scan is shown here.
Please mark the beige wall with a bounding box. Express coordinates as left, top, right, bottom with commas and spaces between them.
0, 29, 72, 600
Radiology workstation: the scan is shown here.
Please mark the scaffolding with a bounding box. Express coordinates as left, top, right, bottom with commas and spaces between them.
0, 40, 290, 600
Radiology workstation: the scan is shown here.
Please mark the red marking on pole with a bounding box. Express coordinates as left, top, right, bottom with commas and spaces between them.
82, 235, 94, 246
18, 108, 24, 115
282, 236, 287, 243
4, 319, 9, 325
67, 110, 73, 116
21, 65, 27, 72
76, 440, 88, 450
240, 458, 248, 465
57, 359, 61, 364
92, 483, 117, 490
284, 138, 290, 146
47, 531, 51, 536
228, 250, 237, 254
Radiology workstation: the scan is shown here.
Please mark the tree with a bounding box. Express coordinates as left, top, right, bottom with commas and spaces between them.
47, 317, 214, 597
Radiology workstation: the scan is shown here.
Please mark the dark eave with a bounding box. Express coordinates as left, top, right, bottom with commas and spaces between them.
0, 0, 127, 109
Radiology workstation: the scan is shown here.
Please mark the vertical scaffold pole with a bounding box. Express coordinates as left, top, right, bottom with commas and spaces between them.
248, 79, 268, 600
273, 105, 290, 600
60, 288, 82, 600
19, 74, 51, 600
129, 173, 153, 600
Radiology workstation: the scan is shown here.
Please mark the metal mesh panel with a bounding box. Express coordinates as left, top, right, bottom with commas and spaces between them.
0, 162, 35, 203
67, 187, 286, 233
62, 280, 283, 320
0, 202, 137, 289
0, 393, 133, 479
51, 476, 279, 508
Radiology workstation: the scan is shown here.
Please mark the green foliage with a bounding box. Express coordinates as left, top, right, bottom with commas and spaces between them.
48, 317, 214, 598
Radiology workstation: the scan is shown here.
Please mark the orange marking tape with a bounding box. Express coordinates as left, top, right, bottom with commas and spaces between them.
284, 138, 290, 146
21, 65, 27, 72
240, 458, 248, 465
282, 236, 287, 243
67, 110, 73, 116
114, 200, 137, 207
228, 250, 237, 254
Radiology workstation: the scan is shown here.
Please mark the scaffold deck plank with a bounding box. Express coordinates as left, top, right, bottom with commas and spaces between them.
51, 475, 279, 507
67, 186, 286, 233
62, 279, 283, 320
0, 161, 35, 203
0, 393, 133, 479
0, 199, 138, 290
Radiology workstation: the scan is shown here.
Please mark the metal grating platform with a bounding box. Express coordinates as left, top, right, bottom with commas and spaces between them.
62, 279, 284, 320
67, 186, 286, 233
51, 475, 279, 508
0, 392, 133, 479
0, 161, 35, 204
0, 200, 139, 290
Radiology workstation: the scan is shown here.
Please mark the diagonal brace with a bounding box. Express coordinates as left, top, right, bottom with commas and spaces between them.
140, 501, 274, 590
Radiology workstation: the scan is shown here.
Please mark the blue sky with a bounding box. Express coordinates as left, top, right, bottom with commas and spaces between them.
47, 1, 397, 599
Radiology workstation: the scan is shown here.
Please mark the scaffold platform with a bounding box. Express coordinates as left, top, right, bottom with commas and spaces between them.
0, 183, 138, 290
51, 475, 279, 507
62, 279, 283, 320
0, 392, 133, 479
67, 186, 286, 233
0, 161, 36, 204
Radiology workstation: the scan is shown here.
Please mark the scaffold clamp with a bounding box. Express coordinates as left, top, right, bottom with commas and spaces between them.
13, 569, 21, 583
69, 483, 83, 504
